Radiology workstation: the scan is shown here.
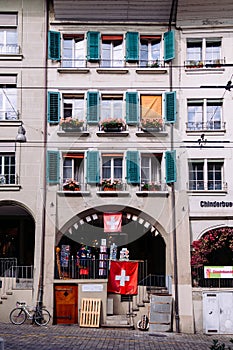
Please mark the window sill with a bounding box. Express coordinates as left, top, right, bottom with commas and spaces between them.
0, 185, 21, 191
136, 68, 168, 74
0, 54, 23, 61
136, 190, 169, 197
96, 68, 128, 74
136, 131, 168, 137
186, 129, 226, 136
96, 131, 129, 137
58, 68, 90, 74
97, 190, 130, 197
57, 130, 90, 137
187, 190, 227, 195
57, 190, 90, 196
185, 67, 225, 74
0, 120, 22, 127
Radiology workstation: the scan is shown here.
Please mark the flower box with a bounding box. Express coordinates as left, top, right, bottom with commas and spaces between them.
100, 118, 126, 132
101, 179, 123, 191
63, 180, 80, 191
141, 118, 163, 132
59, 118, 84, 132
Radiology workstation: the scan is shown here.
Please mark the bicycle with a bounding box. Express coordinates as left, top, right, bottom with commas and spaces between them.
9, 301, 51, 326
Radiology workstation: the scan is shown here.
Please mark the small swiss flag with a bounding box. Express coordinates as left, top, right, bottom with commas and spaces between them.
107, 261, 138, 295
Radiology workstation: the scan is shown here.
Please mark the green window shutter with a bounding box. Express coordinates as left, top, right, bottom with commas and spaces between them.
87, 31, 100, 61
86, 151, 100, 184
164, 30, 175, 62
48, 31, 61, 61
87, 91, 99, 123
47, 91, 60, 123
164, 91, 176, 123
165, 150, 176, 183
126, 32, 139, 61
47, 151, 60, 184
126, 92, 138, 124
126, 151, 140, 184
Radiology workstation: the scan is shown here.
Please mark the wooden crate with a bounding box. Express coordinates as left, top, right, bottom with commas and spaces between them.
79, 298, 101, 327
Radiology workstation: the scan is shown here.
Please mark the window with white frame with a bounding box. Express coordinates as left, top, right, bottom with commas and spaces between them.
189, 160, 224, 191
0, 13, 18, 54
187, 99, 222, 131
140, 35, 161, 67
101, 94, 123, 120
63, 94, 85, 120
0, 154, 16, 184
102, 154, 123, 182
0, 82, 17, 120
186, 38, 221, 65
101, 35, 124, 67
62, 153, 84, 187
141, 154, 161, 188
62, 34, 85, 68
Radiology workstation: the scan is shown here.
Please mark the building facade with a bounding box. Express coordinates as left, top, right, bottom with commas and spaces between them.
0, 0, 233, 334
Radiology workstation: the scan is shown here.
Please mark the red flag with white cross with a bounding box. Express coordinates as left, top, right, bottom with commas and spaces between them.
107, 261, 138, 295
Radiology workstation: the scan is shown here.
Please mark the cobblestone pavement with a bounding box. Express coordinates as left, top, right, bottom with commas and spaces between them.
0, 322, 232, 350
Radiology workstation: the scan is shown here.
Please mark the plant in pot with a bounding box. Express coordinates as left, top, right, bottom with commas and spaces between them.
99, 118, 126, 132
60, 117, 84, 131
63, 179, 80, 191
141, 118, 163, 131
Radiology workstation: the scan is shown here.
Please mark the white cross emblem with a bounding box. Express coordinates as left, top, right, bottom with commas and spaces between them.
106, 216, 118, 231
115, 269, 130, 286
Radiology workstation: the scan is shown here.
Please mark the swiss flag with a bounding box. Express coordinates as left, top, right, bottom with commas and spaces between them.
104, 213, 122, 232
107, 261, 138, 295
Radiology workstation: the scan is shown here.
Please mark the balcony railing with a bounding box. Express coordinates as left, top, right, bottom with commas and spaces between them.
186, 121, 226, 131
0, 44, 20, 55
60, 181, 88, 192
55, 258, 147, 281
0, 174, 19, 186
188, 181, 227, 192
185, 58, 225, 69
0, 258, 17, 277
0, 111, 19, 121
192, 266, 233, 288
139, 182, 167, 192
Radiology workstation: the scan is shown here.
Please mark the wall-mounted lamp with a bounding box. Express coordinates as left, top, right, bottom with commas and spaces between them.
16, 124, 27, 143
198, 133, 207, 147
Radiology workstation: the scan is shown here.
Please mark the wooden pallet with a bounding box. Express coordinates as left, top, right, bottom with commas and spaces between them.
79, 298, 101, 327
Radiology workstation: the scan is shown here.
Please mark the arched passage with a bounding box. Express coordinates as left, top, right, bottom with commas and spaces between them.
0, 201, 35, 266
56, 205, 166, 277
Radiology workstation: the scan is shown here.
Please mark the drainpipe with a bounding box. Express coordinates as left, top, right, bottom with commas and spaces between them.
168, 0, 180, 333
37, 0, 49, 309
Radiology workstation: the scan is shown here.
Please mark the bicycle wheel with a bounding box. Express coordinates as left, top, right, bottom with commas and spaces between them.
34, 308, 51, 326
10, 308, 27, 325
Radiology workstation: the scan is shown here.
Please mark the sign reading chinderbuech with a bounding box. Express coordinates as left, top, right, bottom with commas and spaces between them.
200, 200, 233, 208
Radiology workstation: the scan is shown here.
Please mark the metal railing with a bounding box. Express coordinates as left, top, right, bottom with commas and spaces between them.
0, 258, 17, 277
188, 181, 227, 192
186, 121, 226, 131
139, 182, 167, 192
185, 58, 225, 68
192, 266, 233, 288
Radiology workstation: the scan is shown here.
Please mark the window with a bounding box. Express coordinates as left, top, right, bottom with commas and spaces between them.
101, 35, 124, 67
140, 95, 163, 129
141, 154, 161, 186
186, 38, 221, 66
62, 35, 85, 68
189, 160, 224, 191
63, 94, 85, 120
140, 36, 161, 67
0, 13, 18, 54
102, 154, 123, 182
187, 99, 222, 131
101, 95, 123, 120
62, 153, 84, 188
0, 81, 17, 120
0, 154, 16, 184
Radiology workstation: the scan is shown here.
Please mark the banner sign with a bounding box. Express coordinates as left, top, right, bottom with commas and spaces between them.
104, 213, 122, 232
204, 266, 233, 279
107, 261, 138, 295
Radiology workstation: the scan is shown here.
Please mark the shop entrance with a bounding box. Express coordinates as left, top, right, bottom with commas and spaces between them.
54, 285, 78, 324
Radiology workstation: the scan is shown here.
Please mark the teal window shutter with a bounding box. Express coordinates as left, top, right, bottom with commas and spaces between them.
48, 91, 60, 123
86, 151, 100, 184
165, 150, 176, 183
47, 151, 60, 184
126, 92, 138, 124
126, 151, 140, 184
164, 30, 175, 62
126, 32, 139, 61
87, 91, 99, 123
164, 91, 176, 123
48, 31, 61, 61
87, 31, 100, 61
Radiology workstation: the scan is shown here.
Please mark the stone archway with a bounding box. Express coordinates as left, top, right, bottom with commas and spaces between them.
0, 201, 35, 266
56, 205, 166, 277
